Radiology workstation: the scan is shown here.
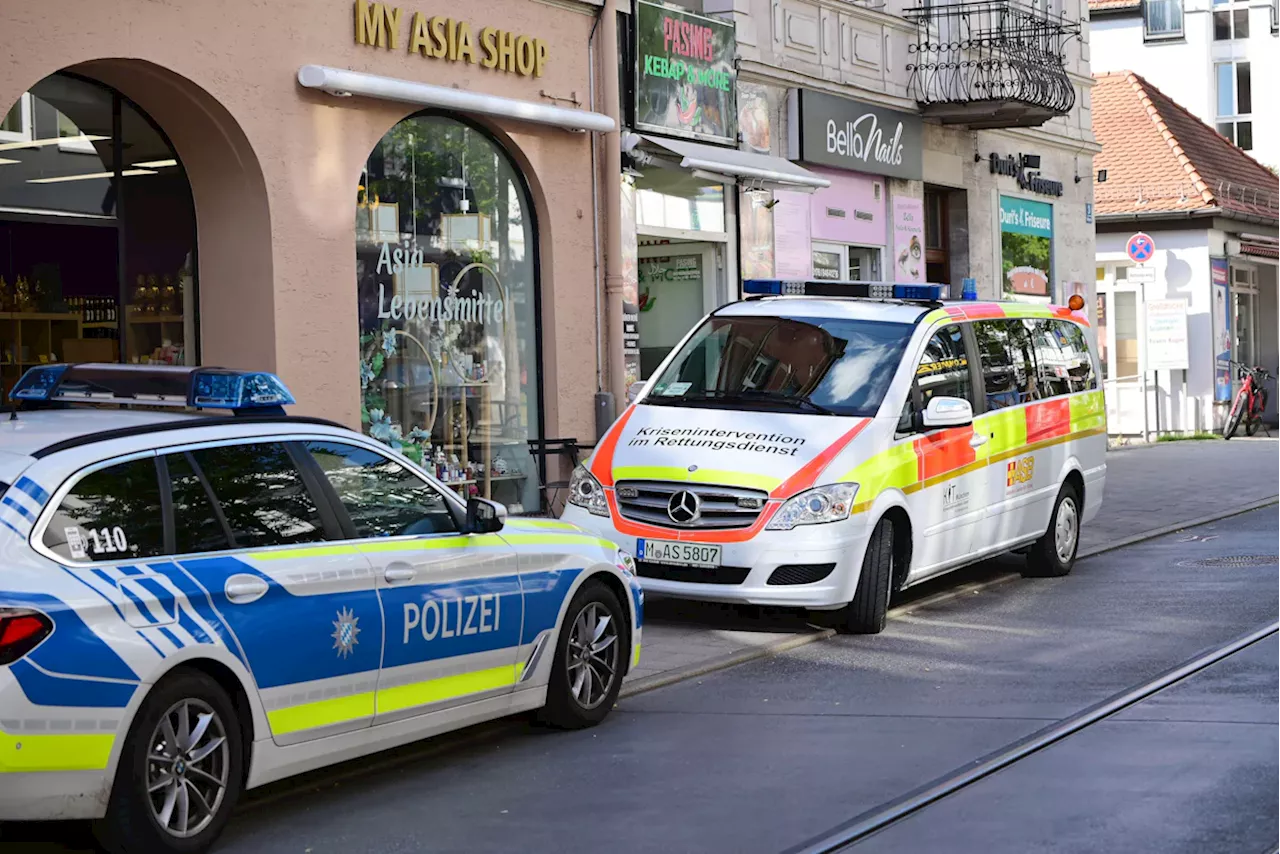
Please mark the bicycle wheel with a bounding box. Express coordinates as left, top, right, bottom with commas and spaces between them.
1223, 390, 1246, 439
1246, 388, 1267, 436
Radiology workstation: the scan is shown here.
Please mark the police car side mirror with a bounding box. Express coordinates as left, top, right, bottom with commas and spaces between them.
921, 396, 973, 429
465, 497, 506, 534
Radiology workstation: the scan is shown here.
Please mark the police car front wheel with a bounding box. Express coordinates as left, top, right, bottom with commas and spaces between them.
538, 580, 626, 729
95, 669, 244, 854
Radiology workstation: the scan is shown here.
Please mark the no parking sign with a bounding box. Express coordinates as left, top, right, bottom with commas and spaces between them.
1126, 232, 1155, 264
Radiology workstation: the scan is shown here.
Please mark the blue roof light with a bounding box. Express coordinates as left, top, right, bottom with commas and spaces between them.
6, 364, 295, 412
189, 371, 295, 410
9, 364, 70, 401
743, 280, 946, 301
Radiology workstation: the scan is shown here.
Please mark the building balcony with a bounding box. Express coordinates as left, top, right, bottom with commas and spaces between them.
905, 0, 1080, 129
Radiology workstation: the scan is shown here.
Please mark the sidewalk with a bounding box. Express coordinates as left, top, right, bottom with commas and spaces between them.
623, 438, 1279, 694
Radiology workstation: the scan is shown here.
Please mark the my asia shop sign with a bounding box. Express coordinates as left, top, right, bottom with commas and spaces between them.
635, 0, 737, 144
355, 0, 550, 77
1000, 196, 1053, 300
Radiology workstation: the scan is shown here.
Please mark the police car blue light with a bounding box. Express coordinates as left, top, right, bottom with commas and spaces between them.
742, 280, 947, 301
8, 363, 296, 411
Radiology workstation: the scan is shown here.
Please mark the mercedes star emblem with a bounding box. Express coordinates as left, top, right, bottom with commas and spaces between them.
667, 490, 701, 524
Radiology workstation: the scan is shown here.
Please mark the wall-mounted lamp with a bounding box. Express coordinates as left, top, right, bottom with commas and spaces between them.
974, 147, 982, 163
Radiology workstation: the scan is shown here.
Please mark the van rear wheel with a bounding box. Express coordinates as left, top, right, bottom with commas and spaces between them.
839, 517, 894, 634
1023, 483, 1080, 578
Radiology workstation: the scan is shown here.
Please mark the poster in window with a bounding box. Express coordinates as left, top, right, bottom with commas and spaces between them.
999, 196, 1053, 300
892, 197, 925, 283
740, 189, 775, 281
738, 81, 771, 154
773, 191, 813, 279
1212, 257, 1231, 402
635, 0, 737, 144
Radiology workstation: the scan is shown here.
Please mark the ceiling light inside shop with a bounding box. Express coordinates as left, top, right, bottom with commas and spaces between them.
0, 134, 108, 152
132, 159, 177, 169
27, 168, 157, 184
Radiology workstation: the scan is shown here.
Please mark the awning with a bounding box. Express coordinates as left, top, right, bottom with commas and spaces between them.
640, 135, 830, 191
1240, 242, 1279, 259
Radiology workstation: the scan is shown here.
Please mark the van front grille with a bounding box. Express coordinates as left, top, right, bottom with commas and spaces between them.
614, 480, 768, 529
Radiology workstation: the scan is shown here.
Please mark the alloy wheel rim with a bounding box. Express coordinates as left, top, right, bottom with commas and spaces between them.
145, 698, 230, 838
1055, 498, 1079, 564
566, 602, 619, 710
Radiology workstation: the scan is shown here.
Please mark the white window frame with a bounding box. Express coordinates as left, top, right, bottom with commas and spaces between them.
811, 241, 883, 282
0, 93, 33, 145
1142, 0, 1184, 40
1214, 60, 1253, 151
1211, 0, 1251, 41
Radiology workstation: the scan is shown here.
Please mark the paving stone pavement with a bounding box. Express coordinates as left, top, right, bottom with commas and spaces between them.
624, 437, 1279, 689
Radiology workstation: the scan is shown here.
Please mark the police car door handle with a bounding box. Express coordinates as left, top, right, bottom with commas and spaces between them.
969, 433, 990, 448
384, 564, 417, 584
224, 575, 269, 605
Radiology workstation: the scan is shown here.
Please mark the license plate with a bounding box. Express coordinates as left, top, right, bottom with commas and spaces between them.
635, 539, 721, 568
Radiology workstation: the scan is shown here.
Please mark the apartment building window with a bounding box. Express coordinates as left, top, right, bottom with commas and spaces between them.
1271, 0, 1277, 33
1213, 0, 1250, 39
1143, 0, 1183, 39
1215, 61, 1253, 150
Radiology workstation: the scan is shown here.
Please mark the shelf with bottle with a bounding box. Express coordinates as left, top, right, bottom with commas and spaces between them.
128, 273, 182, 320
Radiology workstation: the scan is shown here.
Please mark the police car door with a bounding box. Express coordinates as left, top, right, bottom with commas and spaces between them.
906, 323, 990, 573
300, 441, 523, 726
160, 441, 385, 746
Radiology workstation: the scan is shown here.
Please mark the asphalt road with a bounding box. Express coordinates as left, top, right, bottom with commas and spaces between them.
9, 507, 1277, 853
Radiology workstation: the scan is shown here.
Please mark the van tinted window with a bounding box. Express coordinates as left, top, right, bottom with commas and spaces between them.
1050, 320, 1097, 392
974, 320, 1040, 410
916, 324, 974, 407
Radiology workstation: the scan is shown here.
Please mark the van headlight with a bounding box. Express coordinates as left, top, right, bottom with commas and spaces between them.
765, 483, 858, 531
568, 465, 610, 517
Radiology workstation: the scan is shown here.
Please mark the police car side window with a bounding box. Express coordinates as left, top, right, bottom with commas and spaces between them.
42, 458, 166, 563
305, 441, 459, 538
165, 452, 233, 555
975, 320, 1040, 410
189, 443, 327, 549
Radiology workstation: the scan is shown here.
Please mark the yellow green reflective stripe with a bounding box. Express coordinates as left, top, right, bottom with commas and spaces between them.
1070, 390, 1106, 433
0, 730, 114, 773
1000, 303, 1046, 318
611, 466, 781, 493
632, 642, 641, 668
376, 664, 523, 715
921, 308, 951, 325
499, 533, 617, 550
840, 440, 917, 510
975, 407, 1028, 456
355, 534, 507, 554
267, 691, 376, 736
507, 519, 581, 531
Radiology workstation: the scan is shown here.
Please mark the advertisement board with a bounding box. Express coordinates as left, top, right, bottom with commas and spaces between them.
892, 197, 925, 283
1145, 298, 1189, 372
787, 89, 923, 181
1212, 257, 1232, 402
999, 196, 1053, 299
635, 1, 737, 144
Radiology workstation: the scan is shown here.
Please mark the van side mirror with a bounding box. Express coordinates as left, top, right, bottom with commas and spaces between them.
626, 381, 648, 403
921, 396, 973, 429
465, 497, 506, 534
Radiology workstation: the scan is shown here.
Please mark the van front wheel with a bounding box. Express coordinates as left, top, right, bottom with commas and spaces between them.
839, 517, 894, 634
1023, 483, 1080, 578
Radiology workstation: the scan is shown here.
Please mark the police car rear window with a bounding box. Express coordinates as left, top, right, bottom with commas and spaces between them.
645, 315, 914, 418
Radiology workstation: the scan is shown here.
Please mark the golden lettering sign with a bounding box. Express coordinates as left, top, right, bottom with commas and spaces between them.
355, 0, 549, 78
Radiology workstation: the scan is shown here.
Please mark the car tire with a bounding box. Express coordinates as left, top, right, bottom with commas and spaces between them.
94, 669, 243, 854
538, 579, 627, 730
839, 516, 894, 634
1022, 483, 1081, 579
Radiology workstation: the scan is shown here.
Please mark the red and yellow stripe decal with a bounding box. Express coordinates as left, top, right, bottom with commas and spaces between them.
924, 302, 1092, 327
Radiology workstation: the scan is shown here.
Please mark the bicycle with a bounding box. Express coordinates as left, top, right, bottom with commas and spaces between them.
1223, 361, 1273, 439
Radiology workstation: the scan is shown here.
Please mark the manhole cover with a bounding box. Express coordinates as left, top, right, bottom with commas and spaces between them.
1180, 555, 1278, 568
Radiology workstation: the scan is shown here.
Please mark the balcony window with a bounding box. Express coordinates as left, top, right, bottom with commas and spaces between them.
1213, 5, 1250, 39
1215, 61, 1253, 151
1143, 0, 1184, 39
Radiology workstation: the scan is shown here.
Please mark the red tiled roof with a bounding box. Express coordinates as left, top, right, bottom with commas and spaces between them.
1087, 0, 1140, 13
1092, 71, 1280, 222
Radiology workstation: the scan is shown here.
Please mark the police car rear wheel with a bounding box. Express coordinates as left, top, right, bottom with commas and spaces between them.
839, 517, 894, 634
95, 669, 244, 854
1023, 484, 1080, 578
539, 581, 625, 729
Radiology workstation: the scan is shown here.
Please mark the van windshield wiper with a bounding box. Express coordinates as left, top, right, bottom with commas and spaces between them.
672, 389, 838, 415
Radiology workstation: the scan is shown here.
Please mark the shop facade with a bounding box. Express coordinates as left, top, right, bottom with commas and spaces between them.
1, 0, 613, 514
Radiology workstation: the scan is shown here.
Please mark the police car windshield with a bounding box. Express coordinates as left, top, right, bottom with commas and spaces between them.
644, 314, 914, 417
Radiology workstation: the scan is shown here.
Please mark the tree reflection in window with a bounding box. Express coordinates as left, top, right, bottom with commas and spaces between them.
42, 458, 165, 562
189, 443, 325, 549
306, 441, 458, 538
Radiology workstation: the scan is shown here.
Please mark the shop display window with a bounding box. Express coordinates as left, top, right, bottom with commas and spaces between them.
357, 114, 542, 515
0, 73, 197, 392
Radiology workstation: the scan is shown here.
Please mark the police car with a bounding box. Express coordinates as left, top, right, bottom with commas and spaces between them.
563, 280, 1105, 633
0, 364, 641, 853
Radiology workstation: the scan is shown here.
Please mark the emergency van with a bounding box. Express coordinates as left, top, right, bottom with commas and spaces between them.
0, 364, 641, 853
562, 281, 1105, 633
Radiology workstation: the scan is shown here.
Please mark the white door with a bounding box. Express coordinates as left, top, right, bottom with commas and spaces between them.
1101, 287, 1147, 435
637, 243, 719, 379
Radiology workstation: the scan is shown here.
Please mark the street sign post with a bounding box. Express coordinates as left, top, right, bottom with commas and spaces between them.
1126, 232, 1155, 264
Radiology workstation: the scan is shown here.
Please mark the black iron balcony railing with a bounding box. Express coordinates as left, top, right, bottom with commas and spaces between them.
905, 0, 1081, 128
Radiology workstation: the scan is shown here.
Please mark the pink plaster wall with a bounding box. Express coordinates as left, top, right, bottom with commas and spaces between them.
808, 167, 887, 247
0, 0, 601, 441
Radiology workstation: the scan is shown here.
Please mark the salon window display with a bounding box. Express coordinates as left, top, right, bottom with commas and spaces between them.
355, 114, 542, 514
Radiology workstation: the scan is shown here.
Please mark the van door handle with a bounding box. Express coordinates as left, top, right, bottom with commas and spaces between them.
225, 575, 269, 605
969, 433, 990, 448
384, 564, 417, 584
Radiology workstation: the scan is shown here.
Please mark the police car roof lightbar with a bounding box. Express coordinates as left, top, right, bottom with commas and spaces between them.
743, 280, 947, 302
8, 364, 296, 413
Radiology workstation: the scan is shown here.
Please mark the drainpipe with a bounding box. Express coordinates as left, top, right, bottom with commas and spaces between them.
600, 0, 627, 424
587, 8, 604, 395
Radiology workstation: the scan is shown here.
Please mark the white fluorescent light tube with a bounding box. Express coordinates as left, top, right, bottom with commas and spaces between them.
0, 158, 18, 165
0, 134, 109, 153
132, 159, 178, 168
28, 169, 157, 184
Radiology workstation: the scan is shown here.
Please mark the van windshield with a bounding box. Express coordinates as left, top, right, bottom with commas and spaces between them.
643, 314, 915, 417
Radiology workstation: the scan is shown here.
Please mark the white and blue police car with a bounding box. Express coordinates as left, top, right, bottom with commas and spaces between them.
0, 364, 641, 853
